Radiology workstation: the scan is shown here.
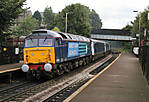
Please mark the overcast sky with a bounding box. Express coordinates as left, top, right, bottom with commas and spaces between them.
25, 0, 149, 29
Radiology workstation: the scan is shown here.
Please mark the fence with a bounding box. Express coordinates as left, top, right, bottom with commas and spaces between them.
140, 46, 149, 83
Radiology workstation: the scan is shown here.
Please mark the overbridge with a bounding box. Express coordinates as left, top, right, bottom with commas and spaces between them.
91, 29, 133, 48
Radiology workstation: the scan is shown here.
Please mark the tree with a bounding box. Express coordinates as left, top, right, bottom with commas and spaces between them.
55, 3, 91, 37
122, 24, 133, 31
43, 7, 55, 30
14, 16, 38, 36
125, 6, 149, 47
32, 10, 42, 26
131, 7, 149, 37
0, 0, 26, 34
89, 9, 102, 30
52, 27, 60, 32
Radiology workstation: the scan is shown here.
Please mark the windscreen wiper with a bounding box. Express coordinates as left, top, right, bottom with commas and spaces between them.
30, 38, 33, 42
43, 36, 47, 42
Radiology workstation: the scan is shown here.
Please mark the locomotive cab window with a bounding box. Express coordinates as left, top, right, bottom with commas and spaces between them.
25, 39, 38, 47
54, 38, 63, 47
55, 38, 59, 47
25, 38, 54, 47
39, 39, 53, 47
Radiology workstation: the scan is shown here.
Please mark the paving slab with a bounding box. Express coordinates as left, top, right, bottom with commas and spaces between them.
70, 53, 149, 102
0, 63, 23, 74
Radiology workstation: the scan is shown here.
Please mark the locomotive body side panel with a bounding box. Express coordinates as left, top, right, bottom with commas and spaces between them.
68, 42, 79, 58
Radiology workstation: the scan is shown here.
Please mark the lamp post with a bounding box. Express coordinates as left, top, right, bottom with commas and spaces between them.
133, 10, 141, 47
65, 12, 73, 33
65, 13, 68, 33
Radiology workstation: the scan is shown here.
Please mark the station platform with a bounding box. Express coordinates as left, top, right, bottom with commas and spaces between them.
65, 53, 149, 102
0, 63, 23, 74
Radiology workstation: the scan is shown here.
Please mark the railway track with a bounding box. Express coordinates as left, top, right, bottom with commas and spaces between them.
44, 54, 117, 102
44, 77, 90, 102
25, 54, 116, 102
0, 81, 39, 102
0, 54, 117, 102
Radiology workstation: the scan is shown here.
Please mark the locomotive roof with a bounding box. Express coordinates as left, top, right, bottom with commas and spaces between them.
58, 32, 90, 42
30, 29, 63, 38
90, 39, 110, 45
91, 39, 106, 43
27, 29, 90, 42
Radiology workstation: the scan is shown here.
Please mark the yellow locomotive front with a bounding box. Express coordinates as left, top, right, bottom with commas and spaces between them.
24, 47, 55, 65
21, 30, 61, 76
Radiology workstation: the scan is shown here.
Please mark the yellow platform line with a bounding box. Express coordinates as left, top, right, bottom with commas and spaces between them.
0, 68, 20, 74
63, 54, 121, 102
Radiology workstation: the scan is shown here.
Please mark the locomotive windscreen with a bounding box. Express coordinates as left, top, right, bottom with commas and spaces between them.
25, 38, 54, 47
25, 38, 38, 47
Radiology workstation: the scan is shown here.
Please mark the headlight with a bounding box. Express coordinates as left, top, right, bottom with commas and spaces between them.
21, 64, 29, 72
44, 63, 52, 72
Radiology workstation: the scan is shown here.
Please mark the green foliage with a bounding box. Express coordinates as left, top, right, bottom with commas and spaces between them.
0, 0, 26, 34
43, 7, 55, 30
131, 7, 149, 37
32, 10, 42, 26
89, 9, 102, 30
122, 24, 133, 31
51, 27, 60, 32
13, 16, 38, 36
55, 3, 91, 37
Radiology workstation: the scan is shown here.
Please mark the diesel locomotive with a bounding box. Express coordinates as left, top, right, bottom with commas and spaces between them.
21, 29, 111, 79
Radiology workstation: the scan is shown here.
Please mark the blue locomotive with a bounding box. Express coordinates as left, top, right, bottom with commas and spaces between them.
21, 29, 111, 79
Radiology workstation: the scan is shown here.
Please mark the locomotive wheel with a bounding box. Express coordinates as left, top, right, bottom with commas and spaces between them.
83, 59, 86, 66
56, 68, 61, 75
86, 58, 89, 65
56, 65, 64, 75
64, 64, 70, 73
36, 75, 41, 80
60, 66, 64, 74
43, 71, 54, 79
69, 62, 73, 70
26, 71, 34, 81
79, 60, 83, 67
48, 73, 54, 79
74, 61, 79, 68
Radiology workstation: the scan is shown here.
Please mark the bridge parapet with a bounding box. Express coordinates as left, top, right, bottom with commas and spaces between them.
91, 29, 133, 41
91, 34, 133, 41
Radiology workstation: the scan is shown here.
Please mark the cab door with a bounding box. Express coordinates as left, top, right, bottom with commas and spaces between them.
55, 38, 64, 63
59, 39, 64, 62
